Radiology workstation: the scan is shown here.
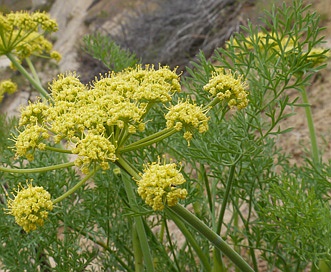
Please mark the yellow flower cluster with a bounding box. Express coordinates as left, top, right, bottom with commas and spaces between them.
165, 101, 209, 145
306, 47, 331, 67
15, 124, 49, 161
230, 31, 295, 53
72, 133, 117, 173
0, 79, 17, 102
93, 64, 181, 103
203, 68, 249, 110
15, 66, 181, 172
136, 161, 187, 211
19, 100, 49, 126
7, 182, 53, 233
229, 31, 330, 68
50, 72, 85, 102
0, 11, 60, 61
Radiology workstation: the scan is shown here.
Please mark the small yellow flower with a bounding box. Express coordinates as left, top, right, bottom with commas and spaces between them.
130, 65, 181, 102
0, 79, 17, 102
31, 12, 58, 32
183, 131, 193, 143
136, 160, 187, 211
0, 79, 17, 94
306, 47, 331, 67
14, 124, 49, 160
14, 64, 182, 168
50, 72, 86, 102
50, 50, 62, 62
72, 133, 117, 174
0, 11, 58, 59
228, 31, 295, 53
93, 65, 181, 103
19, 100, 49, 126
7, 181, 53, 233
165, 100, 209, 145
203, 68, 249, 110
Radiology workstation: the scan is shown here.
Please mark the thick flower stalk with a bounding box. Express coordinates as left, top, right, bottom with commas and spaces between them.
136, 160, 187, 211
6, 181, 53, 233
0, 11, 60, 61
203, 68, 249, 110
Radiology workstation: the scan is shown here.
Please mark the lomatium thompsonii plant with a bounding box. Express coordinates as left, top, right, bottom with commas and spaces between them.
1, 1, 331, 271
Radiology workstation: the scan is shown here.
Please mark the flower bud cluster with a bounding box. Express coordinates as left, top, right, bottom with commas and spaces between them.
15, 66, 181, 172
203, 68, 249, 110
136, 160, 187, 211
165, 101, 209, 145
6, 182, 53, 233
72, 133, 117, 174
229, 31, 330, 68
0, 11, 60, 61
0, 79, 17, 102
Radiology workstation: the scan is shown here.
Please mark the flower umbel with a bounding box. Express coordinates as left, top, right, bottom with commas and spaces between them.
6, 181, 53, 233
136, 160, 187, 211
72, 133, 117, 174
165, 100, 209, 145
0, 79, 17, 102
14, 65, 181, 172
306, 47, 331, 67
0, 11, 59, 60
14, 124, 49, 161
203, 68, 249, 110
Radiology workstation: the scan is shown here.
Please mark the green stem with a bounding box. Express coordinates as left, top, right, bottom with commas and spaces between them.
200, 164, 213, 214
203, 96, 221, 111
5, 53, 51, 102
231, 194, 258, 271
25, 57, 42, 86
212, 251, 224, 272
217, 163, 236, 234
45, 145, 73, 154
159, 220, 165, 243
233, 195, 240, 272
169, 204, 254, 272
53, 167, 98, 204
117, 127, 130, 148
117, 154, 140, 180
119, 128, 177, 153
132, 223, 144, 272
166, 208, 211, 271
119, 158, 155, 272
0, 161, 74, 173
300, 87, 319, 164
212, 163, 237, 271
163, 217, 181, 271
